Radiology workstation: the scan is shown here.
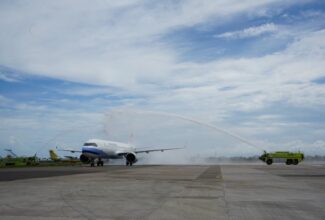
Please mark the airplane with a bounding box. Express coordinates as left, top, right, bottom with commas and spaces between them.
58, 139, 183, 167
0, 149, 39, 167
49, 149, 80, 164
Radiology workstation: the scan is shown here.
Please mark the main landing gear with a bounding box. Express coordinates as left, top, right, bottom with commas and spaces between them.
96, 158, 104, 166
97, 160, 104, 166
126, 161, 133, 166
90, 159, 104, 167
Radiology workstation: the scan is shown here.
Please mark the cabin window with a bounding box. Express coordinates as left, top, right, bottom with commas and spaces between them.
83, 143, 98, 147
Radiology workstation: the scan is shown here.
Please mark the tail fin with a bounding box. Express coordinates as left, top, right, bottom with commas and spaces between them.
49, 149, 60, 161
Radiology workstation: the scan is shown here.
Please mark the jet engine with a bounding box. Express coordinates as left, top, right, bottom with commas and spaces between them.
80, 154, 90, 164
125, 153, 137, 165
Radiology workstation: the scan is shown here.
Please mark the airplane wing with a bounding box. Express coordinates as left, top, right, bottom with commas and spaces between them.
64, 156, 78, 160
115, 147, 184, 156
135, 147, 184, 154
56, 147, 82, 153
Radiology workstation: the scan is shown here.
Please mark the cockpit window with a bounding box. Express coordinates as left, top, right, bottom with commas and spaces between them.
83, 143, 97, 147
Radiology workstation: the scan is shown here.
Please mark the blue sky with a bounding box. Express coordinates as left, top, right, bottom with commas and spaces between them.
0, 0, 325, 158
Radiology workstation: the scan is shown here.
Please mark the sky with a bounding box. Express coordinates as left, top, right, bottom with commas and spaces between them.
0, 0, 325, 159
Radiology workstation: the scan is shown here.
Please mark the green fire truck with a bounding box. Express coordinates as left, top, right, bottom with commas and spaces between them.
259, 151, 304, 165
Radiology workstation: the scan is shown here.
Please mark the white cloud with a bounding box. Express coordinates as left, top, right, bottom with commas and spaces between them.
0, 95, 12, 105
215, 23, 278, 39
0, 66, 21, 82
0, 108, 105, 157
0, 0, 295, 88
162, 29, 325, 113
0, 73, 20, 82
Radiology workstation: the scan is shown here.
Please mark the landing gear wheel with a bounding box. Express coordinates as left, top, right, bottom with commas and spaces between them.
96, 159, 104, 166
266, 159, 273, 165
90, 162, 95, 167
126, 161, 129, 166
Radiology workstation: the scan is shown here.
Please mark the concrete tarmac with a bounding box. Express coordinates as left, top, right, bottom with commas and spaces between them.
0, 166, 102, 181
0, 164, 324, 220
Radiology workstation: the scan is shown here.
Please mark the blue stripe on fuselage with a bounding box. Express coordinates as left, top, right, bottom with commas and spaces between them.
82, 147, 107, 158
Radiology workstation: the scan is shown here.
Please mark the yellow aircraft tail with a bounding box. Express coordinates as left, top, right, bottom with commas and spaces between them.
49, 149, 60, 161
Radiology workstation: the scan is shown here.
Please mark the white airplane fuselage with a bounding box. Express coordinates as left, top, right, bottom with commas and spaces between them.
81, 139, 135, 160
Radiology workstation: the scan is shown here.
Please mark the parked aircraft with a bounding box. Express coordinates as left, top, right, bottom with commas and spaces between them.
49, 149, 80, 164
58, 139, 182, 166
0, 149, 39, 167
